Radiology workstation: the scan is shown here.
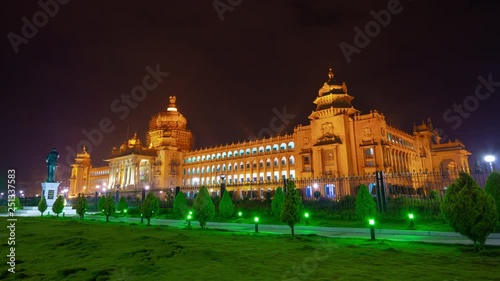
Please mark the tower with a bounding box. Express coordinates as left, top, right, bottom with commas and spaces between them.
308, 67, 359, 178
69, 145, 91, 196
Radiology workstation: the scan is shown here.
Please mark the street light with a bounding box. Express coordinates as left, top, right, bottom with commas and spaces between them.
220, 174, 226, 198
484, 155, 496, 172
369, 219, 375, 240
254, 217, 259, 233
304, 212, 310, 226
408, 213, 415, 229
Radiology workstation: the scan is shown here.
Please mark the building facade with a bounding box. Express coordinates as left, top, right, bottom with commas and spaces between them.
70, 67, 471, 198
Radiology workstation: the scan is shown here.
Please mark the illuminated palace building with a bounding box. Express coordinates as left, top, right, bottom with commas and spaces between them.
70, 68, 471, 198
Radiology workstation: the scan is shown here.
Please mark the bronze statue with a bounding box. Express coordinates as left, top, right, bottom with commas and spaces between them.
46, 148, 59, 182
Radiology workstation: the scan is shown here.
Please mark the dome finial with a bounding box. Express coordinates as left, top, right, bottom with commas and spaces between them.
328, 63, 334, 80
167, 96, 178, 112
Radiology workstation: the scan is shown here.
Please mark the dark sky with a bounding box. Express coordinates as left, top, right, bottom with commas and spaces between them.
1, 0, 500, 187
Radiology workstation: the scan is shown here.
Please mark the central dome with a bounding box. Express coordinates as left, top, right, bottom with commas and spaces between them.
155, 96, 187, 130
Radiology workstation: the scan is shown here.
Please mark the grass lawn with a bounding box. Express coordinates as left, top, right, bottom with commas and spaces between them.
1, 217, 499, 281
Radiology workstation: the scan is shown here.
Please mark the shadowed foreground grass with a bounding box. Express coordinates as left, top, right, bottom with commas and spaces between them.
2, 217, 499, 281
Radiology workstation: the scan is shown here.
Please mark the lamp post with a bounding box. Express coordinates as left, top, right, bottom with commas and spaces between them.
484, 155, 496, 172
304, 212, 310, 226
408, 213, 415, 229
187, 211, 193, 227
369, 219, 375, 240
254, 217, 259, 233
220, 174, 226, 198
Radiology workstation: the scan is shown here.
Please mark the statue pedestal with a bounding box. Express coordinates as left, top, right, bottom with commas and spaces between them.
41, 182, 60, 207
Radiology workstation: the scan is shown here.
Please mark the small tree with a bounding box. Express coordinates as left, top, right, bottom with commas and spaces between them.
38, 196, 47, 216
280, 181, 303, 236
97, 196, 106, 212
75, 194, 88, 220
14, 197, 23, 210
52, 195, 65, 218
117, 196, 128, 214
193, 186, 215, 229
484, 171, 500, 220
219, 191, 234, 218
141, 192, 160, 226
314, 191, 321, 200
173, 191, 188, 218
355, 184, 377, 221
102, 194, 116, 222
272, 187, 285, 217
442, 173, 498, 251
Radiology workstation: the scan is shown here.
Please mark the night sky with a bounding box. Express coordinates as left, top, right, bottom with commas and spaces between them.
2, 0, 499, 190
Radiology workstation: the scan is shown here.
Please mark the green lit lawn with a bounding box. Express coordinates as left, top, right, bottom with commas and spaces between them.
2, 217, 500, 281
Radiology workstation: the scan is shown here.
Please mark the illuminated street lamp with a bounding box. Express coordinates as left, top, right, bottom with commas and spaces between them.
484, 155, 496, 172
19, 190, 24, 198
369, 219, 375, 240
304, 212, 310, 226
254, 217, 259, 233
238, 211, 243, 217
408, 213, 415, 229
220, 174, 226, 198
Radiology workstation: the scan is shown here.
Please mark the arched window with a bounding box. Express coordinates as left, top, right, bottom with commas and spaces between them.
246, 162, 250, 169
222, 164, 226, 171
288, 142, 295, 149
187, 158, 191, 163
196, 156, 200, 162
216, 153, 221, 159
258, 146, 264, 153
234, 162, 238, 171
259, 159, 264, 168
252, 148, 257, 154
228, 164, 232, 171
281, 157, 287, 166
187, 168, 191, 175
265, 145, 271, 152
201, 167, 205, 174
280, 143, 286, 150
222, 152, 227, 159
240, 162, 244, 170
252, 161, 257, 168
196, 167, 200, 174
266, 158, 271, 167
274, 158, 279, 167
239, 149, 244, 155
245, 149, 251, 155
289, 156, 295, 165
228, 152, 232, 158
211, 153, 216, 159
233, 150, 238, 157
206, 155, 211, 160
217, 165, 221, 172
202, 155, 206, 161
272, 144, 279, 151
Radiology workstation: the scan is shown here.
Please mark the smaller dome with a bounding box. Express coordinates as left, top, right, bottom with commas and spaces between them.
155, 96, 188, 129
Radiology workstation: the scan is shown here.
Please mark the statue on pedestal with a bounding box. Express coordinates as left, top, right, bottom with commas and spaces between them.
46, 148, 59, 182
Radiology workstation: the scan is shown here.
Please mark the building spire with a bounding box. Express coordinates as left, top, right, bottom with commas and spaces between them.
328, 64, 334, 80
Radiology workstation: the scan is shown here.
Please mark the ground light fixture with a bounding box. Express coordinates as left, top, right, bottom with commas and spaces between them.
304, 212, 310, 226
408, 213, 415, 229
187, 214, 192, 227
238, 211, 242, 217
369, 219, 375, 240
254, 217, 259, 233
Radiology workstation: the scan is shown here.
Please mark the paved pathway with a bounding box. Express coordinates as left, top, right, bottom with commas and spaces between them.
108, 216, 500, 246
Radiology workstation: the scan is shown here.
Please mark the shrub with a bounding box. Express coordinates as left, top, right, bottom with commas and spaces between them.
272, 187, 284, 217
75, 194, 88, 220
117, 196, 128, 214
280, 181, 303, 236
52, 195, 65, 218
193, 186, 215, 229
484, 172, 500, 220
97, 196, 106, 213
355, 184, 377, 221
173, 191, 188, 218
38, 196, 47, 216
141, 192, 160, 226
219, 191, 234, 218
441, 172, 498, 251
14, 197, 23, 210
102, 194, 116, 222
429, 190, 439, 200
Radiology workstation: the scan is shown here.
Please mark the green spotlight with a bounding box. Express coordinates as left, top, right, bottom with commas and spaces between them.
369, 219, 375, 240
408, 213, 415, 229
238, 211, 242, 217
254, 217, 259, 223
254, 217, 259, 233
369, 219, 375, 226
304, 212, 310, 226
